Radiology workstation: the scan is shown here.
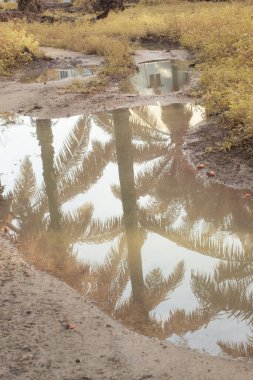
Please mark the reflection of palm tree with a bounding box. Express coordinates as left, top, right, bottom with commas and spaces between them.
12, 115, 113, 227
85, 234, 186, 336
218, 329, 253, 359
6, 105, 253, 354
192, 258, 253, 321
102, 105, 253, 344
85, 108, 186, 335
129, 105, 253, 263
114, 108, 146, 311
189, 257, 253, 356
94, 103, 253, 269
75, 107, 253, 341
0, 182, 12, 232
36, 119, 61, 230
10, 115, 114, 269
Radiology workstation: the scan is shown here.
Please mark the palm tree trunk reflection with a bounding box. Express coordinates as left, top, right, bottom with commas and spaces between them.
36, 119, 67, 266
36, 119, 61, 231
113, 109, 147, 318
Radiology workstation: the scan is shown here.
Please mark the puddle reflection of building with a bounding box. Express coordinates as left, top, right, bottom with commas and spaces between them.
57, 68, 92, 80
136, 61, 191, 95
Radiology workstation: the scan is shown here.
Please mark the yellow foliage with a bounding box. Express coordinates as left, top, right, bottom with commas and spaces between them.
0, 23, 39, 75
0, 2, 17, 10
179, 4, 253, 142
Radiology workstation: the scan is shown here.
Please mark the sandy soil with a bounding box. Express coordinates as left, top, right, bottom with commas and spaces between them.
0, 47, 193, 119
1, 234, 253, 380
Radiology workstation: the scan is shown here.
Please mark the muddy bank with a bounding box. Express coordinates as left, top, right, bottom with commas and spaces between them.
0, 47, 194, 119
184, 120, 253, 191
1, 233, 253, 380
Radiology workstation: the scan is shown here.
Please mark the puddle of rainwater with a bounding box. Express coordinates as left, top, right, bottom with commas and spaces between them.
0, 104, 253, 360
120, 60, 192, 95
21, 66, 93, 83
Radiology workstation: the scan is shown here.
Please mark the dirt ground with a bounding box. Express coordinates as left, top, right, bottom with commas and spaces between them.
1, 46, 253, 380
184, 120, 253, 191
1, 234, 253, 380
0, 47, 192, 119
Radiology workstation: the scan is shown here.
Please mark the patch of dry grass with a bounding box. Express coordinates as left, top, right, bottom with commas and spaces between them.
0, 23, 39, 75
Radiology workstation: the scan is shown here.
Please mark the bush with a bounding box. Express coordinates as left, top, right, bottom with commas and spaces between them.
0, 23, 39, 75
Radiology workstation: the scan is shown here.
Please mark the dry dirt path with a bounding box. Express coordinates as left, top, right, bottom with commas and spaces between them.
0, 234, 253, 380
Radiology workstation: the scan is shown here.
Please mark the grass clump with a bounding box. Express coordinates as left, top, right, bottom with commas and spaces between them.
179, 4, 253, 145
0, 2, 17, 10
0, 23, 39, 75
60, 77, 108, 94
25, 20, 134, 88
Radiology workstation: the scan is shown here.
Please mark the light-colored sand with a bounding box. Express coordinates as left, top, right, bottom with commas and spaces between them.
0, 234, 253, 380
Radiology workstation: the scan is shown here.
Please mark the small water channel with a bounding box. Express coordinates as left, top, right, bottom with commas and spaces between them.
0, 104, 253, 359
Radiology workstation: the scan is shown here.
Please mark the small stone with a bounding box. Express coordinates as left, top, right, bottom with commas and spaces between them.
33, 105, 42, 110
65, 322, 76, 330
207, 170, 216, 177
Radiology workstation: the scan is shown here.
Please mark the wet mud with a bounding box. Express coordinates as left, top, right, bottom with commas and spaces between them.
184, 120, 253, 191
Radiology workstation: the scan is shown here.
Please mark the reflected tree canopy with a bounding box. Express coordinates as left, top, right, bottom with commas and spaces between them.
2, 105, 253, 357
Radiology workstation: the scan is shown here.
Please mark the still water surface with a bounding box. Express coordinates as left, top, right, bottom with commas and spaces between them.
121, 60, 191, 95
0, 104, 252, 359
21, 66, 93, 83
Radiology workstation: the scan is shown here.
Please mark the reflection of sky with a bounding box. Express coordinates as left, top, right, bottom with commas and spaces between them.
168, 312, 252, 356
61, 163, 122, 220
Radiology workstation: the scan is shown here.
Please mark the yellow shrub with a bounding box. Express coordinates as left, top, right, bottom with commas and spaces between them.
0, 23, 39, 75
